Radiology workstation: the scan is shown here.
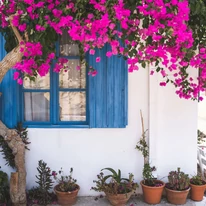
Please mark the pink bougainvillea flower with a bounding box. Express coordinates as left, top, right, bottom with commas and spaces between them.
89, 49, 95, 55
160, 82, 167, 86
48, 52, 55, 60
13, 72, 19, 80
96, 57, 101, 63
88, 13, 94, 19
24, 0, 34, 4
17, 78, 23, 85
91, 70, 98, 76
106, 51, 112, 58
18, 23, 27, 32
35, 1, 45, 8
88, 70, 98, 76
36, 24, 45, 31
12, 15, 20, 26
161, 70, 166, 77
58, 58, 68, 65
200, 48, 205, 53
199, 96, 203, 101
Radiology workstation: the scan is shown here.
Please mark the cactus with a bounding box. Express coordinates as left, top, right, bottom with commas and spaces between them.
167, 168, 190, 191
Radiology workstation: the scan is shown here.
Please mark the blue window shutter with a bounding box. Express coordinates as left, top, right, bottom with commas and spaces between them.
0, 34, 18, 128
89, 45, 128, 128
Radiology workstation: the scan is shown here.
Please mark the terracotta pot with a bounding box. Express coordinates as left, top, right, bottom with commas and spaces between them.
54, 184, 80, 205
141, 180, 165, 204
190, 182, 206, 201
105, 190, 133, 206
165, 186, 190, 205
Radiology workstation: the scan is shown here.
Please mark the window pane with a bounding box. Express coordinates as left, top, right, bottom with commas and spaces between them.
60, 30, 79, 56
59, 60, 86, 88
59, 92, 86, 121
24, 92, 50, 121
23, 73, 50, 89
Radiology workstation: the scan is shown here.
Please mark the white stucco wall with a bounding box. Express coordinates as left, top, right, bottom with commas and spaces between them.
0, 67, 198, 196
149, 69, 198, 180
198, 92, 206, 134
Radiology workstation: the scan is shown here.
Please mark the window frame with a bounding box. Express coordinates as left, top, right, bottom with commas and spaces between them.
19, 42, 89, 128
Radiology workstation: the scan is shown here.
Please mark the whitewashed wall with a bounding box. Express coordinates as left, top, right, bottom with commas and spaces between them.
198, 92, 206, 134
0, 67, 198, 196
149, 69, 198, 181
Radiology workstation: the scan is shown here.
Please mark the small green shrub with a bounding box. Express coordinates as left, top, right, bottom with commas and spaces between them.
0, 168, 9, 204
27, 160, 55, 206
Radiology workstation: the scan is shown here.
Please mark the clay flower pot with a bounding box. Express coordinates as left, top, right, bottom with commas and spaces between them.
165, 186, 190, 205
105, 190, 134, 206
190, 182, 206, 201
54, 184, 80, 205
141, 180, 165, 204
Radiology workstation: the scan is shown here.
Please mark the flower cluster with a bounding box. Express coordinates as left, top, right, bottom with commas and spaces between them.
0, 0, 206, 100
52, 168, 78, 192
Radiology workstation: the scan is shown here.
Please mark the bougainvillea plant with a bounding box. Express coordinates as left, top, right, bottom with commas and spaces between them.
0, 0, 206, 100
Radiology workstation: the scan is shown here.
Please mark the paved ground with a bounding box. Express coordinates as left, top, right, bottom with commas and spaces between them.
46, 195, 206, 206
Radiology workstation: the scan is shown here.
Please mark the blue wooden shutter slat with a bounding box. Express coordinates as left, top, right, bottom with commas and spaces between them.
89, 45, 128, 128
95, 48, 104, 127
106, 48, 114, 127
0, 34, 18, 128
89, 47, 108, 127
123, 60, 128, 126
88, 55, 95, 127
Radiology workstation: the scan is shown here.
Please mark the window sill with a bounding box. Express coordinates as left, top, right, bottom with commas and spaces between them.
22, 124, 90, 129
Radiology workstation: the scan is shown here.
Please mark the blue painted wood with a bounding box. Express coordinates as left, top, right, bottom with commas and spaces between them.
0, 34, 18, 128
23, 124, 89, 128
0, 33, 128, 128
89, 44, 128, 128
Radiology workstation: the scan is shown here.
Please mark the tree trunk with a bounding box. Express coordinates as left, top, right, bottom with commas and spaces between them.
0, 14, 26, 205
0, 121, 26, 206
0, 45, 22, 83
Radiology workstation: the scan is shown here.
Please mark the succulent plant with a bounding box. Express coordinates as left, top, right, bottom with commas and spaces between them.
167, 168, 190, 191
91, 168, 138, 195
190, 174, 206, 185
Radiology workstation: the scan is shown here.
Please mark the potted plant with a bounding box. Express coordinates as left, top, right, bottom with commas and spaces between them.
165, 167, 190, 204
136, 111, 165, 204
140, 163, 165, 204
52, 168, 80, 205
91, 167, 138, 206
190, 174, 206, 201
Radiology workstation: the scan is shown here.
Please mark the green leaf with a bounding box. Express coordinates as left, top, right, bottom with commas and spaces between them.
118, 169, 121, 179
142, 62, 146, 68
121, 178, 130, 182
101, 168, 118, 178
102, 175, 113, 182
156, 67, 161, 72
